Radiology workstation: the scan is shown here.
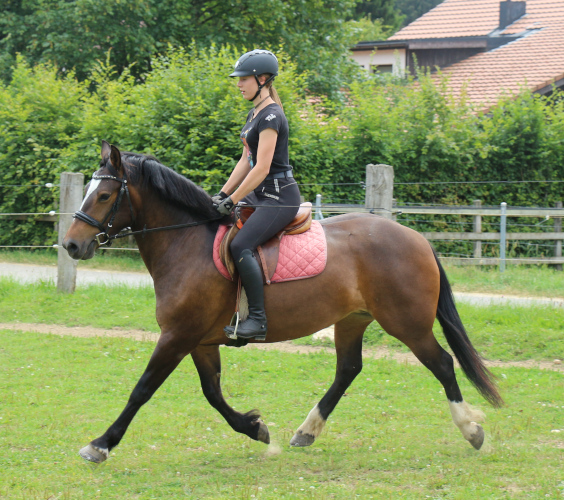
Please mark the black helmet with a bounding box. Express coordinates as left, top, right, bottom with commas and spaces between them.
230, 49, 279, 78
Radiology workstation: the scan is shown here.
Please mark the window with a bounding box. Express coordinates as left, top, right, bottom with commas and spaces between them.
371, 64, 393, 74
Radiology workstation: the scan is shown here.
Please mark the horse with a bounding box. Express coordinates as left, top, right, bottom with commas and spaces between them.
62, 141, 502, 463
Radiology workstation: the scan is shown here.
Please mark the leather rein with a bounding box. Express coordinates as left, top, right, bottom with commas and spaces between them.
73, 170, 221, 247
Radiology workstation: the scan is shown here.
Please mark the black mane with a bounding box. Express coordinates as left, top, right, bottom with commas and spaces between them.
118, 152, 220, 220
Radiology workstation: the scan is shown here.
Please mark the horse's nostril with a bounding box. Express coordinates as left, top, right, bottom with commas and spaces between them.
63, 239, 80, 258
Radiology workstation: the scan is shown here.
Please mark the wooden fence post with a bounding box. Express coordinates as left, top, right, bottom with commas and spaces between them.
473, 200, 482, 259
555, 201, 562, 271
57, 172, 84, 293
365, 164, 394, 219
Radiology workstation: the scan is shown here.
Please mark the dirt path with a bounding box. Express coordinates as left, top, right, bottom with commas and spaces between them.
2, 322, 562, 373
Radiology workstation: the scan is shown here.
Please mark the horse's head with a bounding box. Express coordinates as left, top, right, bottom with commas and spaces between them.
63, 141, 136, 260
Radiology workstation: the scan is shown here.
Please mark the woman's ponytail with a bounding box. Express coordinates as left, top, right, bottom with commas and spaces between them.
268, 85, 283, 111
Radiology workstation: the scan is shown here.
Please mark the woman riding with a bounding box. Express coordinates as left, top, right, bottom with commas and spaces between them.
213, 49, 301, 340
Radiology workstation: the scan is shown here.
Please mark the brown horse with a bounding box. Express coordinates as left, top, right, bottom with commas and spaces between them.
63, 142, 502, 464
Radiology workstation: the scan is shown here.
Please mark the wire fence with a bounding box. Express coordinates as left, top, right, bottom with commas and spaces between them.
2, 177, 563, 263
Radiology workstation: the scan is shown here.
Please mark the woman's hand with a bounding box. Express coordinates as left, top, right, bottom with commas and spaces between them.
211, 191, 228, 205
216, 196, 235, 215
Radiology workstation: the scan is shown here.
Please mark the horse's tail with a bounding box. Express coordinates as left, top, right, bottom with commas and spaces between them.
433, 249, 503, 407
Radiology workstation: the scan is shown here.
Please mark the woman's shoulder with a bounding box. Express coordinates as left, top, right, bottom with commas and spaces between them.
260, 103, 286, 121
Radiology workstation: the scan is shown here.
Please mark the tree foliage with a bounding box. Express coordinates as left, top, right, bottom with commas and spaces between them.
1, 50, 563, 256
0, 0, 361, 96
353, 0, 404, 30
395, 0, 443, 27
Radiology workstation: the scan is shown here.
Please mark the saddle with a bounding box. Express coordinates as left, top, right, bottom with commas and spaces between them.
219, 202, 313, 284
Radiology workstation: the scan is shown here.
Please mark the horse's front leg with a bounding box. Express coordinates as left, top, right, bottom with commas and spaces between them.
79, 332, 196, 463
191, 344, 270, 444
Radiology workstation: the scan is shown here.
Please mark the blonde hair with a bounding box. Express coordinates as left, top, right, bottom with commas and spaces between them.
260, 74, 283, 111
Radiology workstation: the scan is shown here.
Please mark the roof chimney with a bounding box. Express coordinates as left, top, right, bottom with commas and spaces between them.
499, 1, 526, 30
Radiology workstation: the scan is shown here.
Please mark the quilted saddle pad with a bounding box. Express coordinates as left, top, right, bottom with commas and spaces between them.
213, 220, 327, 283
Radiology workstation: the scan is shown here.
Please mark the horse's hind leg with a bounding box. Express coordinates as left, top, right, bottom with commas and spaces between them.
290, 315, 370, 447
191, 345, 270, 444
404, 333, 486, 450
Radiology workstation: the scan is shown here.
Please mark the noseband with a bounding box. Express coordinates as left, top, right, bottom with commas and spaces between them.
73, 171, 136, 246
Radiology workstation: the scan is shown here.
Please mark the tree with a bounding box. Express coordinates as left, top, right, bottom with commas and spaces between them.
0, 0, 361, 97
395, 0, 443, 27
0, 0, 156, 82
353, 0, 404, 31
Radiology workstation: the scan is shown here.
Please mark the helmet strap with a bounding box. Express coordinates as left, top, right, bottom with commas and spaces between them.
252, 74, 275, 102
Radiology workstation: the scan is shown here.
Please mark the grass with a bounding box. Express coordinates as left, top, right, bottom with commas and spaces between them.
1, 330, 563, 499
2, 278, 563, 363
0, 279, 158, 332
444, 264, 564, 299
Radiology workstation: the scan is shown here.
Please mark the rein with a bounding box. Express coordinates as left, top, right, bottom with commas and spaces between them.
74, 170, 222, 246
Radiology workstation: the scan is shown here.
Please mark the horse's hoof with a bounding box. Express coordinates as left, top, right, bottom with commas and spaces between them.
256, 421, 270, 444
290, 430, 315, 447
468, 424, 485, 450
79, 443, 109, 463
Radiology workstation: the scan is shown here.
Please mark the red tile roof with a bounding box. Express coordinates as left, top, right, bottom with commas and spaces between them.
389, 0, 564, 109
389, 0, 502, 39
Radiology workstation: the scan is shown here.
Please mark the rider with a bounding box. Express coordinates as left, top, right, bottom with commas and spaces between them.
213, 49, 301, 340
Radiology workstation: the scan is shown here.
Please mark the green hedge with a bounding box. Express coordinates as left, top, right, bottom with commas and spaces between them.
1, 48, 563, 256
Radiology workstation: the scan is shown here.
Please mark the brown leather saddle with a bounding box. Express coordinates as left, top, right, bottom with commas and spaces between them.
219, 202, 313, 284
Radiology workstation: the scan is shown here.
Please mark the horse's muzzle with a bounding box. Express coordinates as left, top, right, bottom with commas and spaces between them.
63, 237, 97, 260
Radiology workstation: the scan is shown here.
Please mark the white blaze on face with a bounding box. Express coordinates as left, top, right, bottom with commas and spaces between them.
80, 177, 101, 210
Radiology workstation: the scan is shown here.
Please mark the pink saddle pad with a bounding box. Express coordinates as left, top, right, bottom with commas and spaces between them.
213, 220, 327, 283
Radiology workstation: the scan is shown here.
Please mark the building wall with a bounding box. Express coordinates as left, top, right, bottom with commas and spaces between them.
407, 48, 484, 74
350, 49, 407, 77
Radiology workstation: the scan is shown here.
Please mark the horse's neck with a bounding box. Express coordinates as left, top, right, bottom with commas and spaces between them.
132, 193, 212, 278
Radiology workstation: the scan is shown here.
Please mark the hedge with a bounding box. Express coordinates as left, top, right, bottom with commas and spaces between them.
1, 47, 563, 255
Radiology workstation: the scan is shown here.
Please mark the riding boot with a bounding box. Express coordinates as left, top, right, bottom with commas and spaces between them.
224, 249, 267, 340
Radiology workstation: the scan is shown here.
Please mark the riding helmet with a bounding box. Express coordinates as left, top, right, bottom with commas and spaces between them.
230, 50, 279, 78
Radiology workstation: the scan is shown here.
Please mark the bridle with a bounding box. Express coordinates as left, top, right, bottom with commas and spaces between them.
73, 168, 136, 247
73, 166, 223, 246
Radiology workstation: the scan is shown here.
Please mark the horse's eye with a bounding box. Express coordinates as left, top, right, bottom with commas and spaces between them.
99, 193, 111, 202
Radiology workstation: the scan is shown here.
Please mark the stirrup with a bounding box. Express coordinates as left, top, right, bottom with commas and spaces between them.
224, 316, 267, 341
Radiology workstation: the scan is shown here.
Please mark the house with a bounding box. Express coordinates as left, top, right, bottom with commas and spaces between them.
350, 0, 564, 109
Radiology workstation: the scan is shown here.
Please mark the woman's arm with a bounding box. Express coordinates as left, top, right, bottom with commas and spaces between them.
229, 128, 278, 204
221, 148, 252, 195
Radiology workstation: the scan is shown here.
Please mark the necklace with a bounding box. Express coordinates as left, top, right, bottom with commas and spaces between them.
250, 96, 271, 122
254, 95, 271, 109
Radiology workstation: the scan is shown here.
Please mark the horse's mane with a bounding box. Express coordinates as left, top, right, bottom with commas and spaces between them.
116, 152, 220, 220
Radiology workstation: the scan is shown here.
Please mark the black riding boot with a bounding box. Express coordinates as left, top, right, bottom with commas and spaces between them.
224, 249, 267, 340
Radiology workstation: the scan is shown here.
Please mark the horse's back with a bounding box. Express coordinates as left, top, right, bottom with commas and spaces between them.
320, 212, 434, 261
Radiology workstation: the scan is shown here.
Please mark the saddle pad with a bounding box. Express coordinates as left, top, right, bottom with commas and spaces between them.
213, 220, 327, 283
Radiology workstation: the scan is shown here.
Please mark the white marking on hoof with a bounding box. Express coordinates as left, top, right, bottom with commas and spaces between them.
449, 400, 486, 448
79, 443, 109, 463
291, 405, 325, 447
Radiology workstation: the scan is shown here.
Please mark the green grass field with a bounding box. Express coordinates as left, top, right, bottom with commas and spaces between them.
1, 331, 563, 499
1, 278, 563, 362
0, 258, 563, 498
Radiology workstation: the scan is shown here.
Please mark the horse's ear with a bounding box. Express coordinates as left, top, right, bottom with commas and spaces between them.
110, 144, 123, 175
101, 140, 111, 161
